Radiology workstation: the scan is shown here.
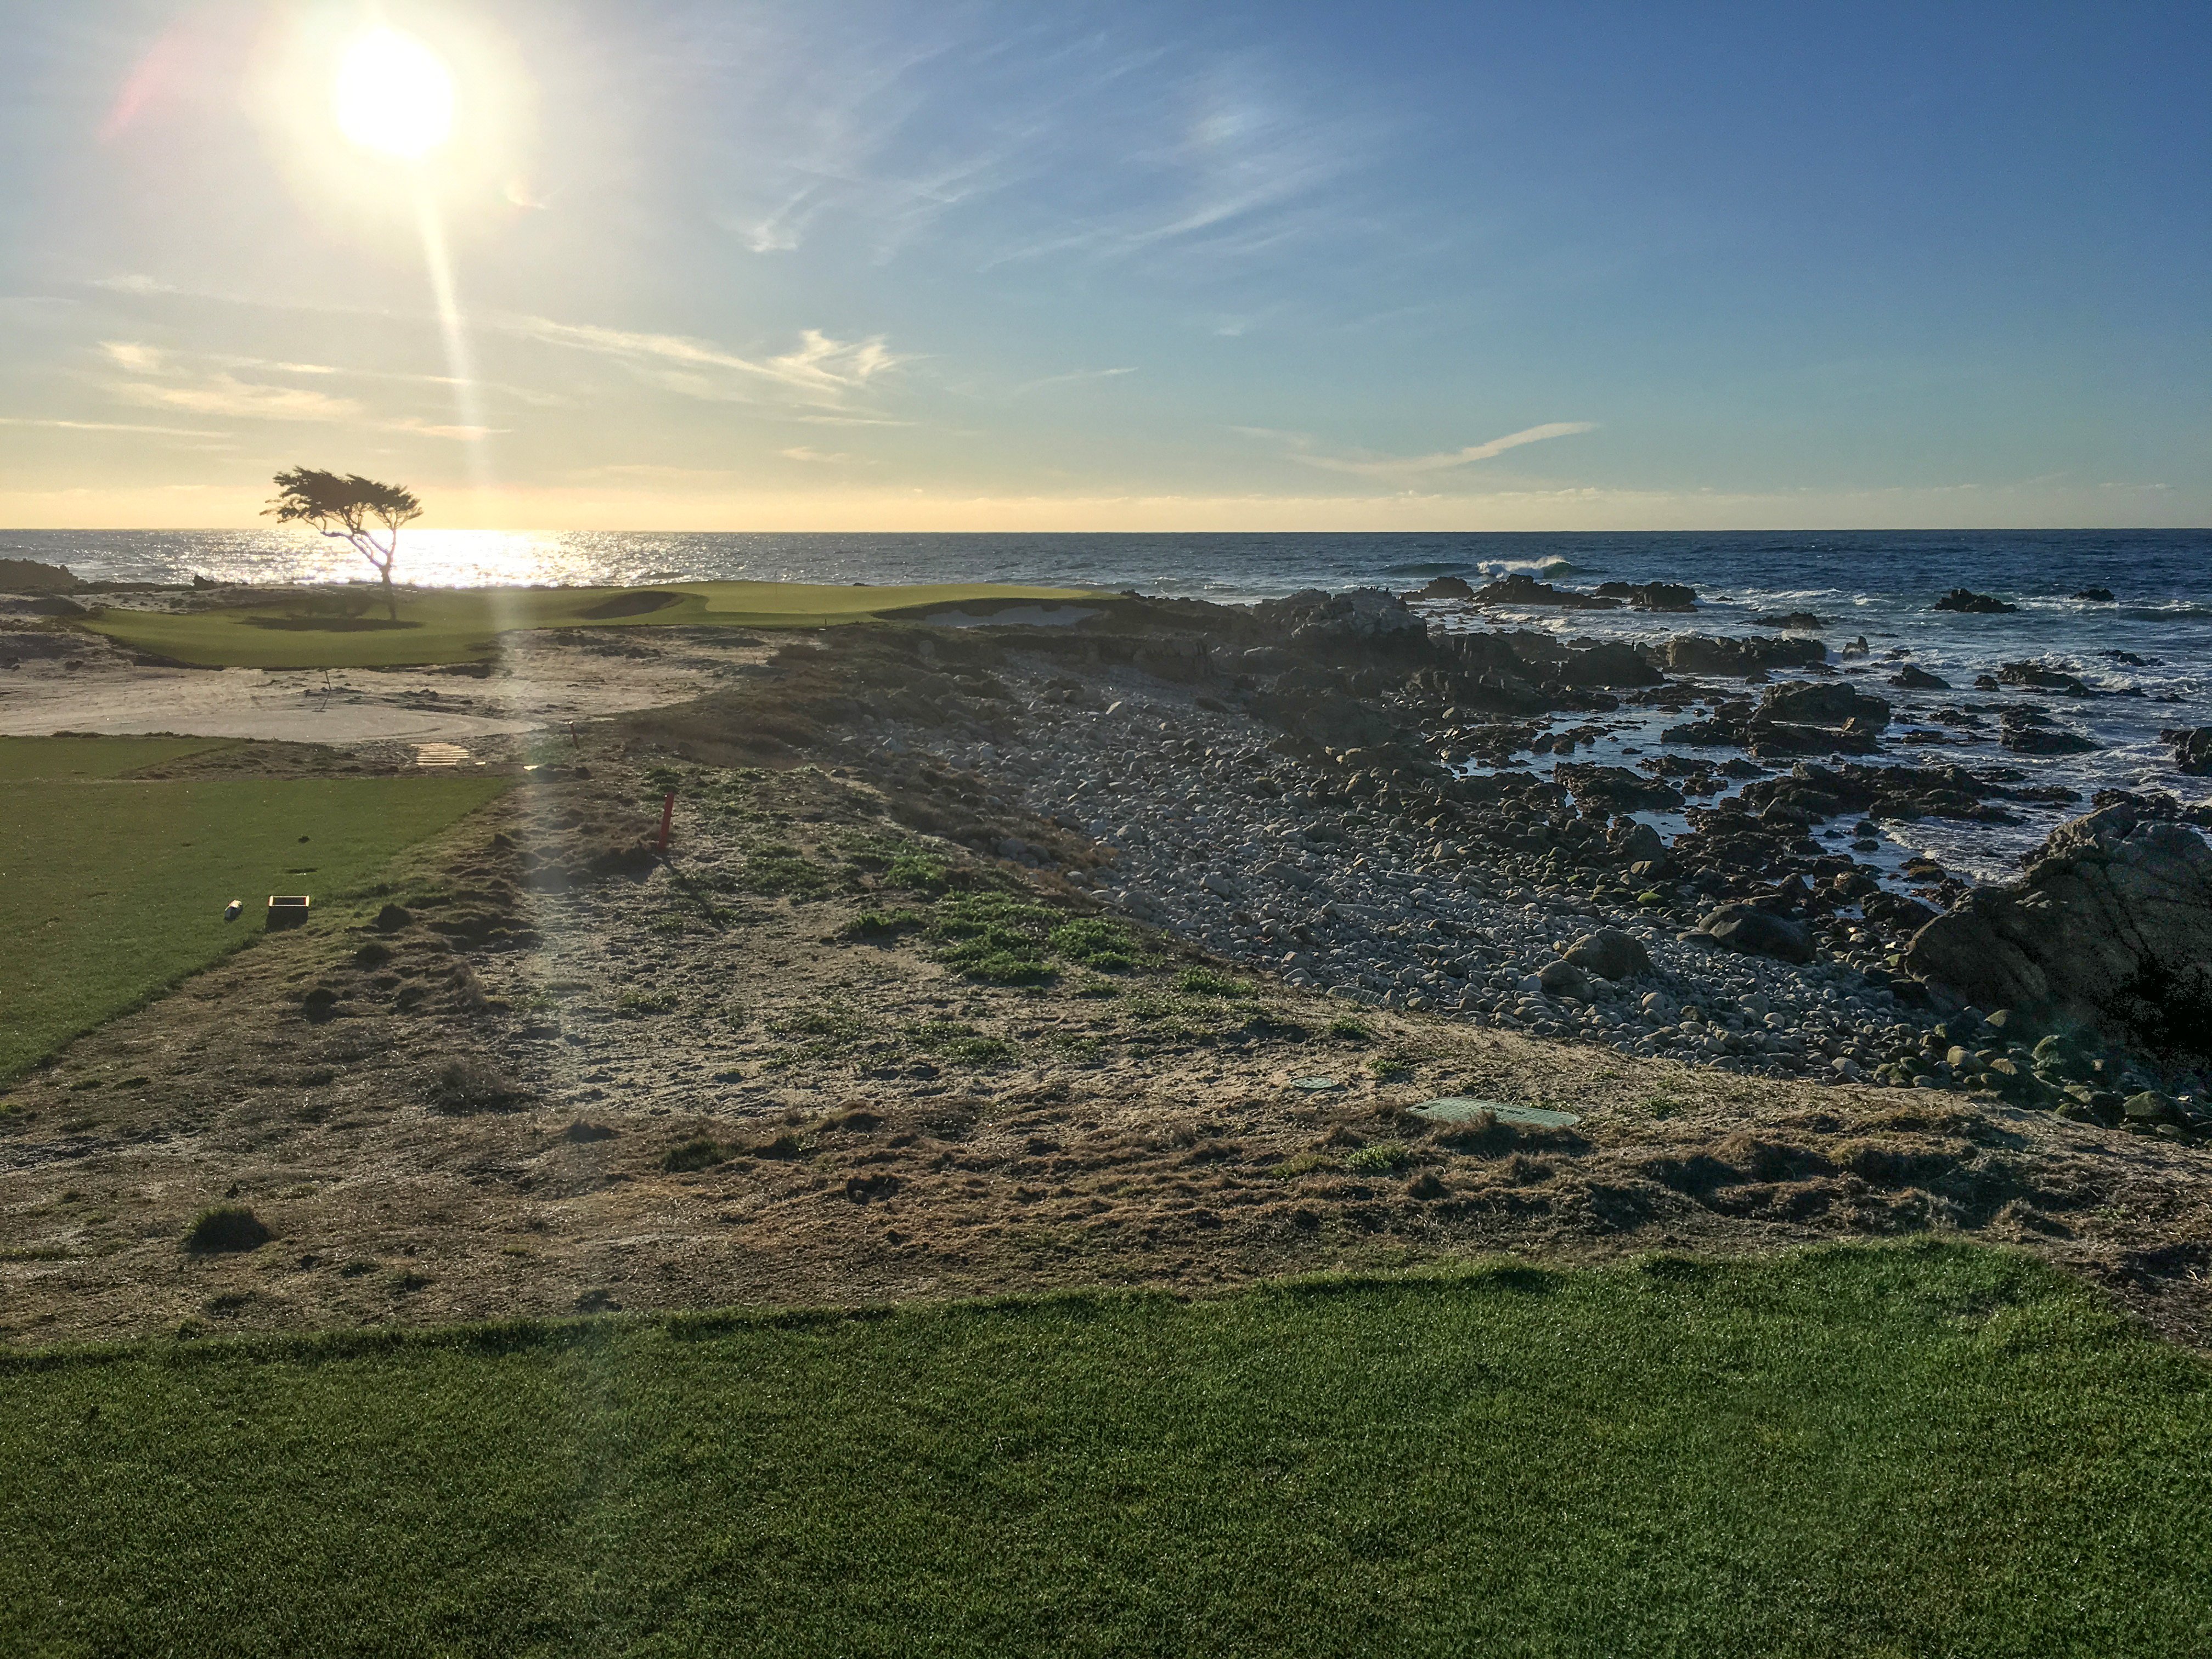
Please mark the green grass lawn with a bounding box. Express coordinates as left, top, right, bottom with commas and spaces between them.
0, 745, 505, 1078
3, 1244, 2205, 1656
78, 580, 1095, 668
0, 735, 227, 781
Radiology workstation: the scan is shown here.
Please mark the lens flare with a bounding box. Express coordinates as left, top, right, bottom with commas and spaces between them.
333, 29, 453, 159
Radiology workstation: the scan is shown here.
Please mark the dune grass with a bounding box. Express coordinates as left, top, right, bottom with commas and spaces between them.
2, 1243, 2206, 1656
0, 751, 505, 1079
77, 580, 1094, 668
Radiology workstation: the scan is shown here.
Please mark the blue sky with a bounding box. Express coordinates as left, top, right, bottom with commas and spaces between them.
1, 0, 2205, 529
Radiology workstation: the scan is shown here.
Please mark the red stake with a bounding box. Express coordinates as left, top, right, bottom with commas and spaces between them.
656, 789, 676, 853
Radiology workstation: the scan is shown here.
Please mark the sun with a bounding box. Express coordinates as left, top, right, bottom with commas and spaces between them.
332, 29, 454, 160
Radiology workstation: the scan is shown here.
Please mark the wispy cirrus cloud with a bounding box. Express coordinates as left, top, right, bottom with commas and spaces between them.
1009, 366, 1136, 396
114, 373, 362, 424
106, 364, 499, 441
0, 415, 228, 437
1246, 421, 1599, 479
494, 315, 905, 406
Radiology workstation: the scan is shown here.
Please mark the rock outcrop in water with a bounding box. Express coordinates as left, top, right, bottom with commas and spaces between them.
2164, 727, 2212, 776
1468, 573, 1621, 610
1905, 802, 2212, 1057
1933, 588, 2018, 614
1594, 580, 1699, 612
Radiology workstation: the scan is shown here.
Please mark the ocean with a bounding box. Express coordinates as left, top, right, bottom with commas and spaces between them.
10, 526, 2209, 877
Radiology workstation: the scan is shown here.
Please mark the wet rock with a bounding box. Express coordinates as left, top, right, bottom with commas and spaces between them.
1564, 927, 1652, 980
2162, 727, 2212, 776
1756, 681, 1892, 730
1999, 662, 2092, 696
1697, 904, 1815, 963
1414, 575, 1474, 600
1554, 763, 1684, 813
1664, 634, 1826, 676
1933, 588, 2018, 614
2072, 588, 2116, 602
1751, 611, 1826, 631
2000, 708, 2097, 755
1890, 664, 1950, 691
1905, 802, 2212, 1057
1595, 580, 1699, 612
1470, 573, 1621, 610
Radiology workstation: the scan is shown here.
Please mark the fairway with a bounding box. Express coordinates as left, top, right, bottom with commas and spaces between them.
77, 580, 1096, 668
0, 749, 505, 1079
2, 1244, 2206, 1656
0, 735, 228, 781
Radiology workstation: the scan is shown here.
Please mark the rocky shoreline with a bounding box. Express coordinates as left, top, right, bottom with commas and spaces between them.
716, 585, 2212, 1136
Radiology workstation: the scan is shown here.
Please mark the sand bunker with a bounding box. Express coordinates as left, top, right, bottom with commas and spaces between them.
0, 629, 768, 744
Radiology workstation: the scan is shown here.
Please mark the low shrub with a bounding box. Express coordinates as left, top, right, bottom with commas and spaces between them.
1177, 967, 1253, 998
1050, 917, 1143, 972
663, 1137, 730, 1173
183, 1205, 272, 1254
427, 1057, 525, 1112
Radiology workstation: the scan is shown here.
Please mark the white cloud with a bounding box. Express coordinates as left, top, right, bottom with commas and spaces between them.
778, 445, 850, 463
90, 274, 178, 296
99, 340, 167, 373
1269, 421, 1599, 479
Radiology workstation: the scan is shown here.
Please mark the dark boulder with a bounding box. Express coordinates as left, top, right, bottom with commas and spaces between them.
1252, 587, 1430, 651
1890, 664, 1950, 691
2072, 588, 2116, 602
1554, 641, 1664, 688
0, 557, 78, 593
1751, 612, 1826, 631
1933, 589, 2018, 614
1564, 927, 1654, 980
1904, 802, 2212, 1057
1254, 685, 1403, 750
1554, 763, 1684, 812
1861, 890, 1939, 935
1414, 575, 1474, 600
1696, 904, 1815, 963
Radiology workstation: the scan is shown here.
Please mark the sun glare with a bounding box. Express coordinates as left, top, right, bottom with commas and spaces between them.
333, 29, 453, 160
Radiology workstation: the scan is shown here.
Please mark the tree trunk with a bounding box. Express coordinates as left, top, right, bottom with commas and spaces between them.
382, 568, 397, 622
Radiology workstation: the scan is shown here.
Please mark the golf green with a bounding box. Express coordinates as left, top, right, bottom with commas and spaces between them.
78, 580, 1095, 668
